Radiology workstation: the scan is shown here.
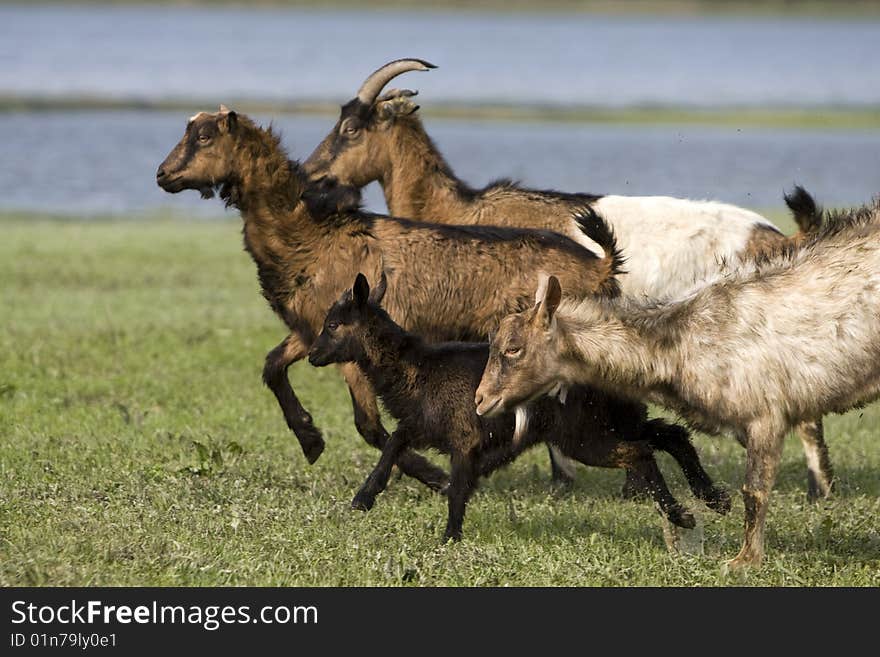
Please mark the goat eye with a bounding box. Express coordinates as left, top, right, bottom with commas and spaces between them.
198, 134, 211, 143
327, 321, 339, 331
504, 347, 522, 357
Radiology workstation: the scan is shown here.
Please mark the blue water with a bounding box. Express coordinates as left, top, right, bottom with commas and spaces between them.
0, 5, 877, 217
0, 110, 877, 217
1, 5, 879, 106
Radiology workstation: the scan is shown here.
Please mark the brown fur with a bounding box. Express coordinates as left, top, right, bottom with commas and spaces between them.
157, 109, 625, 487
303, 80, 833, 497
305, 106, 599, 230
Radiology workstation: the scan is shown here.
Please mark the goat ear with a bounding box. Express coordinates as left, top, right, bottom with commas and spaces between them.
545, 276, 562, 317
368, 271, 387, 306
218, 108, 237, 134
353, 273, 370, 308
535, 276, 562, 328
225, 110, 238, 133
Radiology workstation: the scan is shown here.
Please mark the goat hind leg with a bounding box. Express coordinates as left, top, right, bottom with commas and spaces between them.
263, 334, 325, 464
796, 419, 834, 501
627, 451, 695, 530
341, 363, 448, 491
644, 418, 731, 515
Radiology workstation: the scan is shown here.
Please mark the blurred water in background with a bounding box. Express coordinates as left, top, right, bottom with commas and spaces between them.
0, 5, 878, 217
3, 5, 879, 106
2, 110, 878, 216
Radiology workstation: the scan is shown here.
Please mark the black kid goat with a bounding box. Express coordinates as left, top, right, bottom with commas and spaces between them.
308, 273, 730, 541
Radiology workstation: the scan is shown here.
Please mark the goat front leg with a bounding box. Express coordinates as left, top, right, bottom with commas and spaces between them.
340, 363, 448, 491
351, 428, 409, 511
796, 419, 834, 501
475, 440, 531, 479
263, 333, 324, 464
548, 445, 578, 485
727, 422, 786, 570
444, 451, 477, 542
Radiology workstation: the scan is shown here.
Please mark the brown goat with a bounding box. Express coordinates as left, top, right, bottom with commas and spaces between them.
155, 107, 702, 496
476, 200, 880, 568
303, 58, 833, 499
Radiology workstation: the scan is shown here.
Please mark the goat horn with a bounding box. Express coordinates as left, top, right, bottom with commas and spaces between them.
218, 104, 230, 113
356, 58, 436, 106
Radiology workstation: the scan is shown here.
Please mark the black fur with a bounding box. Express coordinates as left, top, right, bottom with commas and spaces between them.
308, 275, 732, 541
784, 185, 823, 234
574, 207, 627, 277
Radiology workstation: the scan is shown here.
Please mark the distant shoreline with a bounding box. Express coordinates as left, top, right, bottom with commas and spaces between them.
2, 95, 878, 130
3, 1, 880, 18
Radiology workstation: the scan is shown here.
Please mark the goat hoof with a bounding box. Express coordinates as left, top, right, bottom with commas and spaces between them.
703, 487, 732, 515
296, 426, 325, 465
351, 492, 375, 512
442, 531, 462, 543
723, 554, 761, 573
302, 439, 325, 465
667, 506, 696, 529
806, 471, 834, 502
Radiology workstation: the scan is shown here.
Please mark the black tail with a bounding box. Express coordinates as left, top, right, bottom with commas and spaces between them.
784, 185, 823, 235
573, 206, 626, 277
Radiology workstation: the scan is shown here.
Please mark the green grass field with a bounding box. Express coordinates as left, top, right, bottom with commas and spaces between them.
1, 212, 878, 586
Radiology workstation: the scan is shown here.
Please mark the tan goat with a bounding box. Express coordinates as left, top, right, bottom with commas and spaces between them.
476, 202, 880, 568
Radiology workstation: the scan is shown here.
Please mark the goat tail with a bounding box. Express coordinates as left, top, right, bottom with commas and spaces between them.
573, 206, 626, 294
784, 185, 824, 235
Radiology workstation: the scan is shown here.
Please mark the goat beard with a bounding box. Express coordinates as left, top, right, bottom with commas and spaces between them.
513, 405, 530, 446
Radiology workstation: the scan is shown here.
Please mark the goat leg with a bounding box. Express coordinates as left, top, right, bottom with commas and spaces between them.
341, 363, 449, 491
642, 418, 731, 515
736, 419, 833, 501
444, 452, 477, 542
547, 445, 578, 485
351, 428, 409, 511
727, 423, 786, 570
796, 419, 834, 501
627, 453, 696, 530
474, 441, 531, 479
263, 334, 325, 464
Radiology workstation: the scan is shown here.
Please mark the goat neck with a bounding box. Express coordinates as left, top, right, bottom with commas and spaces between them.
558, 299, 682, 397
381, 119, 473, 221
354, 316, 424, 412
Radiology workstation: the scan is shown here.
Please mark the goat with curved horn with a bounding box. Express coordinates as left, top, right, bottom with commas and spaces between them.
356, 58, 436, 106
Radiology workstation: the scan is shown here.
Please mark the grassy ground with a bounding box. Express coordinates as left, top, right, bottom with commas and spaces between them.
1, 212, 878, 586
3, 96, 879, 131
